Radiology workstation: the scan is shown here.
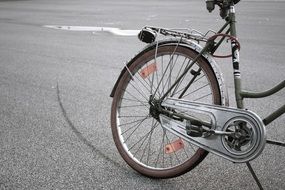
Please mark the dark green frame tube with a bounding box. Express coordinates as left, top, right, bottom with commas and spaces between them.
240, 80, 285, 99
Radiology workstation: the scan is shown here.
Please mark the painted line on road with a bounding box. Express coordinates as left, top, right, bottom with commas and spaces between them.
43, 25, 140, 36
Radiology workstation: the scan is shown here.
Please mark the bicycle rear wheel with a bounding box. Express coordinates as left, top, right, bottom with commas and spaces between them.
111, 42, 222, 178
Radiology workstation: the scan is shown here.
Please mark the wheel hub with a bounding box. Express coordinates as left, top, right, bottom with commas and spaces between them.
149, 96, 162, 120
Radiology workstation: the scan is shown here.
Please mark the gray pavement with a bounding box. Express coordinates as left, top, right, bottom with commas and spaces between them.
0, 0, 284, 189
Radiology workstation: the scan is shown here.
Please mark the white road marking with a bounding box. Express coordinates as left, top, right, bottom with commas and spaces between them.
43, 25, 140, 36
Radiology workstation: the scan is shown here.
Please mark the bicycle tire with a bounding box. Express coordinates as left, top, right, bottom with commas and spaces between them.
111, 42, 222, 178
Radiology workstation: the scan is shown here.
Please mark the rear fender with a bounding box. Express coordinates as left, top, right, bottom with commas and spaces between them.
110, 39, 229, 106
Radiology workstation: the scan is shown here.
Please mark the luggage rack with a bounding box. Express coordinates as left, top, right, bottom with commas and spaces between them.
138, 26, 217, 44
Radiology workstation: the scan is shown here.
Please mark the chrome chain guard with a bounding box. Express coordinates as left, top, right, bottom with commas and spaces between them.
159, 98, 267, 163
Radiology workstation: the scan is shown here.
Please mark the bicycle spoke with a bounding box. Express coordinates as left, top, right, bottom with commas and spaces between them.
124, 90, 149, 111
161, 55, 165, 96
123, 116, 149, 143
119, 104, 148, 108
171, 60, 196, 97
137, 123, 158, 161
136, 62, 165, 97
128, 80, 149, 101
187, 141, 197, 153
121, 97, 147, 103
152, 41, 181, 99
161, 54, 180, 95
194, 74, 205, 83
130, 124, 156, 154
119, 115, 148, 118
155, 128, 166, 168
121, 117, 149, 135
170, 57, 188, 96
146, 119, 159, 165
193, 93, 212, 101
182, 83, 209, 98
151, 42, 162, 98
119, 118, 149, 127
145, 62, 162, 98
125, 64, 151, 99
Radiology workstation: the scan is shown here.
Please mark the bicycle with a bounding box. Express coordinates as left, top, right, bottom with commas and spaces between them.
110, 0, 285, 189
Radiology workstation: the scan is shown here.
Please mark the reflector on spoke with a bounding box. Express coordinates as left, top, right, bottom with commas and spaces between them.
140, 63, 157, 79
165, 138, 184, 154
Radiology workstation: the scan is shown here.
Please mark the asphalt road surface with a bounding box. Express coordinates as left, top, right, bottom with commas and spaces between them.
0, 0, 284, 189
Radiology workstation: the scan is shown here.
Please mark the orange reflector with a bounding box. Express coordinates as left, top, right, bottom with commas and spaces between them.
165, 139, 184, 154
140, 63, 157, 79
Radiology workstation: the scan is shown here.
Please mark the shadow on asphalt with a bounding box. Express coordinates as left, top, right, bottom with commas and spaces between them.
56, 83, 125, 170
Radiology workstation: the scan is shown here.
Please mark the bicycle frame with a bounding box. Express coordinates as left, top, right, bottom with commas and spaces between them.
158, 5, 285, 127
226, 5, 285, 126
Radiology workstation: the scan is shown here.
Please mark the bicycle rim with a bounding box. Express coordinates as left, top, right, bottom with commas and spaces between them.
111, 43, 221, 178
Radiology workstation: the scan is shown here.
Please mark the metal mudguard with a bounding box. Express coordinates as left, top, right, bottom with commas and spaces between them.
110, 39, 229, 106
